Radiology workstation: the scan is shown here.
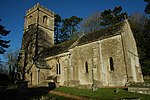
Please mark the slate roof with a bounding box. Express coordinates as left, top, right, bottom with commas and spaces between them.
39, 39, 77, 58
78, 22, 124, 46
39, 21, 125, 58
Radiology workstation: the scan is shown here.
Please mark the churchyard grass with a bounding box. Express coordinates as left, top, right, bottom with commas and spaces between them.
54, 87, 150, 100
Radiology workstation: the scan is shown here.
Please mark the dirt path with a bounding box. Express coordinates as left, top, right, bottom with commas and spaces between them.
49, 90, 92, 100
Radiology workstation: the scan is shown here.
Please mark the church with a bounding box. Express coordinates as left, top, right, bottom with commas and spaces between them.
18, 3, 143, 88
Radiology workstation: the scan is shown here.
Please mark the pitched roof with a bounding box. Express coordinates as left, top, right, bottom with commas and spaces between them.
39, 21, 125, 58
39, 39, 77, 58
78, 22, 124, 46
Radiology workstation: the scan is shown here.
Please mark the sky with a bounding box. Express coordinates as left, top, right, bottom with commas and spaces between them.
0, 0, 147, 61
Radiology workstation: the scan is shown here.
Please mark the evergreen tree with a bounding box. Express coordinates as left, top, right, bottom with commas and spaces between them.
0, 19, 10, 54
60, 16, 82, 42
100, 6, 128, 27
54, 14, 62, 44
141, 19, 150, 76
144, 0, 150, 14
129, 13, 150, 76
4, 49, 19, 82
136, 0, 150, 76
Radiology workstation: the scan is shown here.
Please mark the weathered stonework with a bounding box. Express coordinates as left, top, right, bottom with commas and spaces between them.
18, 4, 144, 88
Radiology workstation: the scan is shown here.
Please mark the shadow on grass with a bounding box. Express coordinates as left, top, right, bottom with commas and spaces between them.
0, 86, 55, 100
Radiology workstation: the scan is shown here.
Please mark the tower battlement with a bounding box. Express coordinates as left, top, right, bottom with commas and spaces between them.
26, 3, 54, 17
24, 3, 54, 45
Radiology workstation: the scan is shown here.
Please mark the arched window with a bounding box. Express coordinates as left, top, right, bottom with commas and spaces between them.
28, 15, 33, 26
56, 63, 61, 75
110, 57, 114, 71
43, 15, 48, 25
59, 63, 61, 74
56, 63, 58, 75
85, 62, 89, 73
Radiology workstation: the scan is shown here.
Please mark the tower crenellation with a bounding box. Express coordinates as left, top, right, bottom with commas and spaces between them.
26, 3, 54, 16
25, 4, 54, 29
24, 3, 55, 46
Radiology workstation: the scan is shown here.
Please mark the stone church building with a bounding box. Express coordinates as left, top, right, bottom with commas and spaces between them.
18, 3, 143, 88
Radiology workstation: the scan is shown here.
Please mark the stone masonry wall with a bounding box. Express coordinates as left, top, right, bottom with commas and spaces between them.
44, 35, 128, 87
121, 20, 143, 82
100, 35, 127, 86
45, 53, 70, 86
70, 35, 127, 87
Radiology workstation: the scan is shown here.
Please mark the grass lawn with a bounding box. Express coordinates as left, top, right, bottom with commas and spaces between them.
54, 87, 150, 100
46, 94, 69, 100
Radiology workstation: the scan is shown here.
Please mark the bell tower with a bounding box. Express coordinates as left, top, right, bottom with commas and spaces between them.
24, 3, 54, 46
18, 3, 54, 83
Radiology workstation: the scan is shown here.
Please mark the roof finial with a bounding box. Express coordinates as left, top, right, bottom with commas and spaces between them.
36, 3, 40, 7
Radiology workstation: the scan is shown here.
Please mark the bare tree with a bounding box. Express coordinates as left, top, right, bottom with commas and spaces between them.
129, 13, 150, 76
4, 49, 19, 81
129, 13, 147, 57
81, 12, 101, 33
4, 49, 19, 72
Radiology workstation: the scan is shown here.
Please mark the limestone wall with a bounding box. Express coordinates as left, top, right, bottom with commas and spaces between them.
100, 35, 127, 86
71, 42, 98, 86
69, 35, 127, 87
46, 53, 70, 86
19, 4, 55, 86
24, 3, 54, 45
38, 27, 54, 49
121, 20, 143, 82
44, 35, 129, 87
25, 64, 52, 86
25, 65, 38, 86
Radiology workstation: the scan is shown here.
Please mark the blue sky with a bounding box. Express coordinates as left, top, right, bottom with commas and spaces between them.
0, 0, 147, 61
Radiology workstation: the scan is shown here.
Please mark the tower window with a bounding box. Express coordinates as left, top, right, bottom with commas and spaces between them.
43, 15, 48, 25
28, 15, 33, 26
85, 62, 89, 73
110, 57, 114, 71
